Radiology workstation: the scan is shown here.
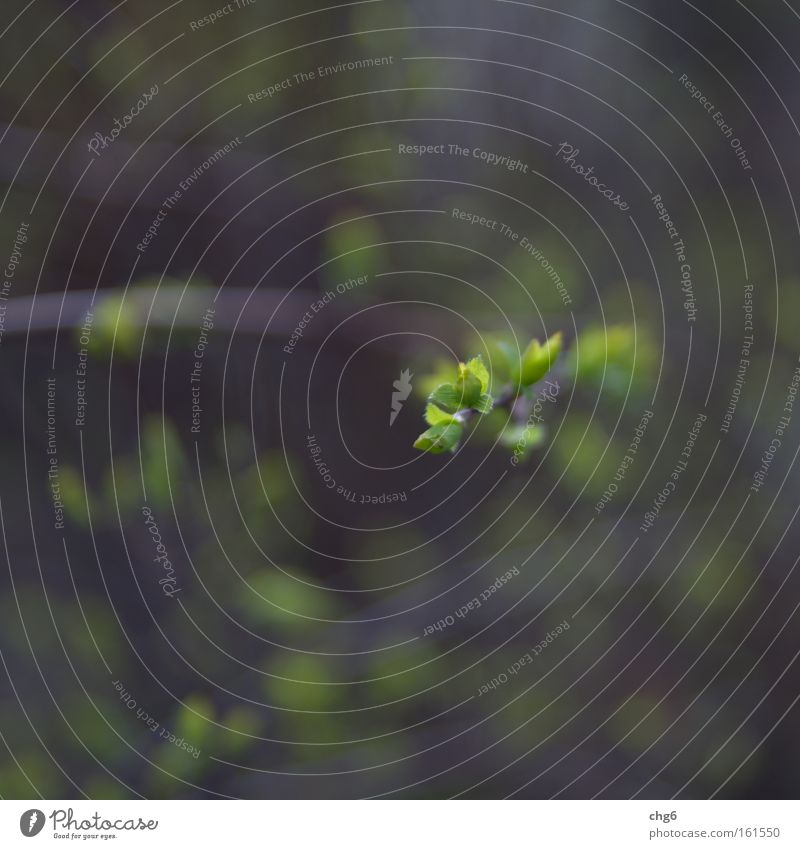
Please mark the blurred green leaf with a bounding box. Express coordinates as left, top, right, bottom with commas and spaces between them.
455, 362, 483, 408
428, 383, 463, 414
239, 569, 335, 630
521, 332, 563, 387
500, 423, 547, 460
414, 422, 464, 454
424, 403, 456, 426
465, 355, 490, 393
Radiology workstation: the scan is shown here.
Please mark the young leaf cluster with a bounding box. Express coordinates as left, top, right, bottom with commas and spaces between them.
413, 356, 493, 454
413, 332, 564, 457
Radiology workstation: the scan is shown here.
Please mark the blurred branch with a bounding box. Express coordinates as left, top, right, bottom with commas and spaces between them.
3, 288, 465, 346
5, 288, 574, 345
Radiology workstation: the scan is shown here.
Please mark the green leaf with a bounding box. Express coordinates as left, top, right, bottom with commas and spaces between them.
414, 422, 464, 454
416, 359, 456, 398
521, 332, 563, 387
455, 363, 482, 408
429, 383, 463, 413
429, 361, 494, 414
473, 393, 494, 415
425, 404, 456, 426
175, 694, 215, 746
465, 356, 490, 393
477, 336, 519, 385
568, 324, 656, 399
501, 423, 547, 460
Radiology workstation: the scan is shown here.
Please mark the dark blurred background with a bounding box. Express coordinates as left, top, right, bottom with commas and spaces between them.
1, 0, 799, 799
